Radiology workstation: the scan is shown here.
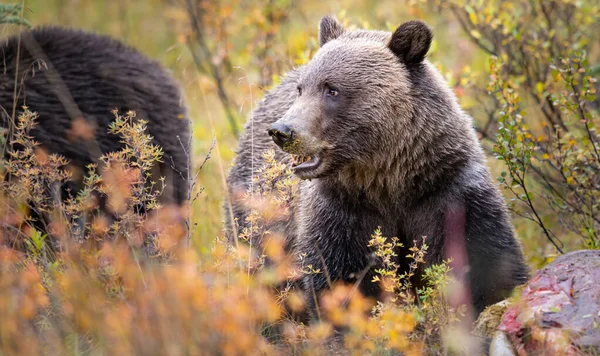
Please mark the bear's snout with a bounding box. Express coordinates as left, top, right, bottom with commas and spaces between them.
268, 122, 294, 148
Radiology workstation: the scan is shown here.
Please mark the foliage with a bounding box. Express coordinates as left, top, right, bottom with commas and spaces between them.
3, 109, 72, 232
0, 110, 283, 354
414, 0, 600, 255
369, 229, 470, 352
369, 230, 427, 307
237, 149, 297, 256
181, 0, 298, 136
0, 4, 31, 27
2, 109, 181, 255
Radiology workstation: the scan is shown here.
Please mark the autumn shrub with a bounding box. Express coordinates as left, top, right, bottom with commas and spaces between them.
0, 109, 285, 354
0, 3, 31, 27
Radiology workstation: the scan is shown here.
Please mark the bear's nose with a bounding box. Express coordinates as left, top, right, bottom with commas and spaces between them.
268, 122, 294, 148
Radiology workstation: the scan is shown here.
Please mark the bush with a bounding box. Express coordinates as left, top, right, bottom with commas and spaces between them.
0, 111, 465, 354
416, 0, 600, 254
0, 4, 31, 27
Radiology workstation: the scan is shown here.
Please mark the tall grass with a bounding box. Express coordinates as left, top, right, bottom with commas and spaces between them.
0, 108, 472, 354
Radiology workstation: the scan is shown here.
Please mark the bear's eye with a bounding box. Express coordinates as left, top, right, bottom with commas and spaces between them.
325, 87, 339, 97
297, 86, 302, 96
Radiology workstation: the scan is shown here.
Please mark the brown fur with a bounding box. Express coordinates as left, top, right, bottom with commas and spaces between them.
1, 27, 190, 246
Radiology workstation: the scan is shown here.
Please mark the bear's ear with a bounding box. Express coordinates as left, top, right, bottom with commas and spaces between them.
319, 15, 345, 47
388, 20, 433, 66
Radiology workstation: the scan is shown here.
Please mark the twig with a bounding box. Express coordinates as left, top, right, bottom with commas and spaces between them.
185, 0, 239, 137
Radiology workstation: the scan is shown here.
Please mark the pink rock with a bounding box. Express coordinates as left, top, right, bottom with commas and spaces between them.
497, 250, 600, 355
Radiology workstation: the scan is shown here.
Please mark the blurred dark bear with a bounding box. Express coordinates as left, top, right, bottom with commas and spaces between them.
0, 27, 190, 243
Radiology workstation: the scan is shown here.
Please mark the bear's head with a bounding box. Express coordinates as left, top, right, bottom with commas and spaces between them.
269, 16, 471, 190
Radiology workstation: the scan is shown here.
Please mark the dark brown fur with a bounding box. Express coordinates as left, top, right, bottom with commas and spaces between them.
0, 27, 190, 207
226, 16, 529, 319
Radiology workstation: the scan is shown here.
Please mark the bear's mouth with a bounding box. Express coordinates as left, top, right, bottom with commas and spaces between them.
290, 154, 322, 175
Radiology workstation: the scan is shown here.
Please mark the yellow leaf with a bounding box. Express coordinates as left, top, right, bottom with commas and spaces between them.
470, 30, 482, 40
536, 82, 545, 94
469, 12, 478, 25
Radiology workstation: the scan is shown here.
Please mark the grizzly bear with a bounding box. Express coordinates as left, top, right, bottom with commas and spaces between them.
226, 16, 529, 318
0, 27, 190, 235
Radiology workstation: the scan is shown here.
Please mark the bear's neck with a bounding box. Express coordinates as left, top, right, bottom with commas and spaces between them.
334, 118, 481, 207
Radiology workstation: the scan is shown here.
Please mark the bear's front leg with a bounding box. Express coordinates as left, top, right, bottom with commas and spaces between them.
295, 180, 392, 322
